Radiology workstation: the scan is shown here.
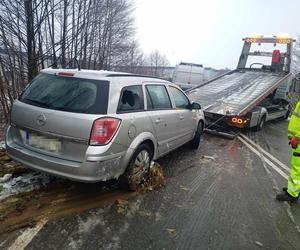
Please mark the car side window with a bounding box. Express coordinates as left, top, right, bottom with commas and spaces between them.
146, 85, 172, 110
117, 85, 144, 113
169, 86, 190, 109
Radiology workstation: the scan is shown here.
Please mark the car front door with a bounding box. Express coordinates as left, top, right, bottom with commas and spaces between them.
145, 84, 179, 156
168, 86, 197, 145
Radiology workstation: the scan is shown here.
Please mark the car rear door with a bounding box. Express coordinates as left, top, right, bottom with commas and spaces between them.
144, 84, 178, 156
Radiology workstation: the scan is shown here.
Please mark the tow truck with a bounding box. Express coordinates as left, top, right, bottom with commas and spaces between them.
187, 35, 296, 138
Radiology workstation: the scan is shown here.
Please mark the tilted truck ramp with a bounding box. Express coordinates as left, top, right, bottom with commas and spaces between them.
187, 70, 291, 116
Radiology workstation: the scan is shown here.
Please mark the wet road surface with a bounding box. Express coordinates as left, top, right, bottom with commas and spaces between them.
1, 119, 300, 250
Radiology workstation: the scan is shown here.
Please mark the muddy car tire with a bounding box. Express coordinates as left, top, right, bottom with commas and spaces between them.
190, 121, 203, 149
122, 144, 153, 191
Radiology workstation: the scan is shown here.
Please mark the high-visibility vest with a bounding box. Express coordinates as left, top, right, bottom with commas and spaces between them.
288, 101, 300, 139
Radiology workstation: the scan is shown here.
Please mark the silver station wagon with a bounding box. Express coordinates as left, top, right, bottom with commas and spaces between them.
5, 69, 205, 190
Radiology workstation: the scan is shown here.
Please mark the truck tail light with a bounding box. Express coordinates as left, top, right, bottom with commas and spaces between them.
230, 117, 248, 127
90, 118, 121, 145
232, 117, 244, 124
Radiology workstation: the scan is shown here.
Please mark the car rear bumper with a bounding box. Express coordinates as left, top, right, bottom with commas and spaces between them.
6, 141, 127, 183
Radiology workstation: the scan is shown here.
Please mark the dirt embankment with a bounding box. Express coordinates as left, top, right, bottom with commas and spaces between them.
0, 152, 29, 177
0, 117, 7, 141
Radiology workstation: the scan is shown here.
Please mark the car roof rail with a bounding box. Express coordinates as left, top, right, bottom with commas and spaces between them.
105, 73, 167, 81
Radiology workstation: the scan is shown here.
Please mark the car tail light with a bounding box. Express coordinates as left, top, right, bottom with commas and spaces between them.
90, 118, 121, 145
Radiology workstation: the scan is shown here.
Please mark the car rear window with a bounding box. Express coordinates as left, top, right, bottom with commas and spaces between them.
20, 73, 109, 114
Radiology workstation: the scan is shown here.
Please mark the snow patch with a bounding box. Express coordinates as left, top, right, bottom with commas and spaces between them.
0, 141, 5, 150
0, 172, 53, 201
78, 211, 105, 234
68, 238, 82, 250
0, 173, 12, 183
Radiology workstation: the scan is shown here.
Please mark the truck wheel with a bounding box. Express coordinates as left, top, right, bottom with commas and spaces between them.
190, 121, 203, 149
254, 115, 266, 131
123, 144, 153, 191
283, 109, 290, 120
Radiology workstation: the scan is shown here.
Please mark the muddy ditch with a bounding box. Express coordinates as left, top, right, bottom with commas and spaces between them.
0, 182, 133, 234
0, 149, 166, 235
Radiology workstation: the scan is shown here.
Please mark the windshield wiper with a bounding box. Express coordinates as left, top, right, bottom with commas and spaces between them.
23, 98, 51, 108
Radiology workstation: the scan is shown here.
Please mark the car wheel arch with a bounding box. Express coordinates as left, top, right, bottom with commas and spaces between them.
122, 132, 157, 171
199, 119, 204, 131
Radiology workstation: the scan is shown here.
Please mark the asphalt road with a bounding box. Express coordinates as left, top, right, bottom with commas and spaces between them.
1, 119, 300, 250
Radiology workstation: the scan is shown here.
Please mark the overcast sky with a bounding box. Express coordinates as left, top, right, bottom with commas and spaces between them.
134, 0, 300, 69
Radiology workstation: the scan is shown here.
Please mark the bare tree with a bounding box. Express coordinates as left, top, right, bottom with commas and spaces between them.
148, 50, 169, 77
0, 0, 169, 123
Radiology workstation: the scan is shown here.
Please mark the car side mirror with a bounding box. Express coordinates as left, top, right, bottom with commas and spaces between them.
190, 102, 201, 110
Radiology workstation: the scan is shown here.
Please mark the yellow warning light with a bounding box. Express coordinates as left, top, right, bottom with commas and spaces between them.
249, 34, 263, 39
276, 33, 291, 39
246, 34, 263, 43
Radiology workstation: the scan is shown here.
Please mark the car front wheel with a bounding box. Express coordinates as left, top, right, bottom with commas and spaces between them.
190, 121, 203, 149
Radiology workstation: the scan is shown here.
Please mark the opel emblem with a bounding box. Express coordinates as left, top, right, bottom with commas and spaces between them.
36, 114, 47, 126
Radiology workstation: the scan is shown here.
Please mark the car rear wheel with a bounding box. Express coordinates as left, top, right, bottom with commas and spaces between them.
190, 121, 203, 149
124, 144, 153, 191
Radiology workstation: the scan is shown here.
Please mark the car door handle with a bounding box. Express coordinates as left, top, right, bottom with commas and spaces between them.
155, 118, 163, 124
179, 115, 184, 120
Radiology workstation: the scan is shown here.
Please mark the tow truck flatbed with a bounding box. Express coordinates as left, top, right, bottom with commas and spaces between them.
188, 69, 291, 116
